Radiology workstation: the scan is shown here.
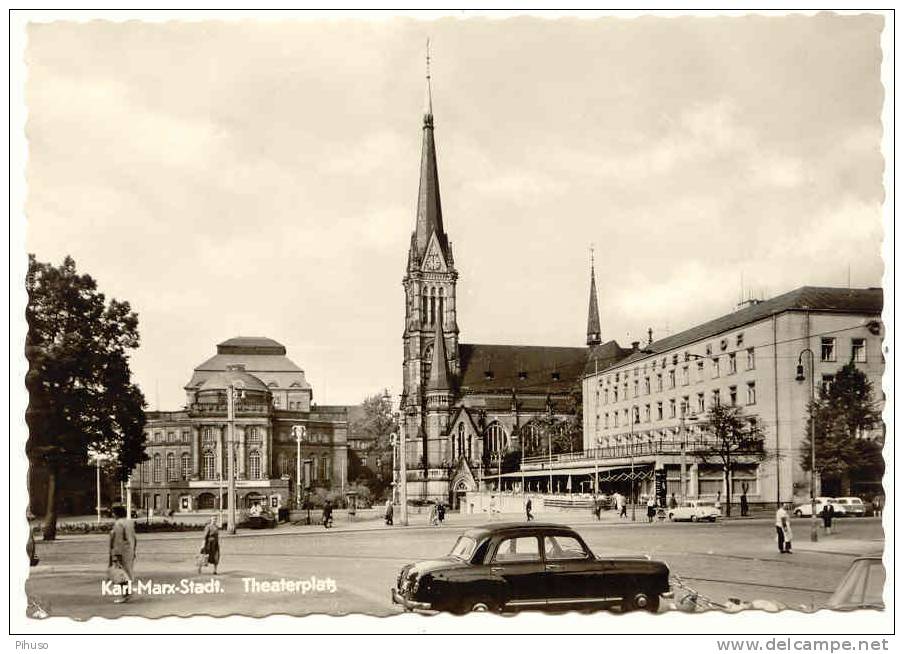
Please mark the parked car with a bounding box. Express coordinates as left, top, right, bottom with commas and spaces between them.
833, 497, 866, 517
826, 556, 884, 610
244, 508, 277, 529
391, 522, 671, 614
667, 500, 720, 522
793, 497, 846, 518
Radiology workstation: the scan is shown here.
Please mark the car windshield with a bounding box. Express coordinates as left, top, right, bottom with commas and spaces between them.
449, 536, 478, 561
696, 502, 715, 507
836, 499, 850, 504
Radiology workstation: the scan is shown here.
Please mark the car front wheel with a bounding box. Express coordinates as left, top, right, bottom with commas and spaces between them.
690, 515, 698, 522
457, 596, 499, 614
794, 510, 803, 517
668, 513, 675, 521
622, 591, 660, 613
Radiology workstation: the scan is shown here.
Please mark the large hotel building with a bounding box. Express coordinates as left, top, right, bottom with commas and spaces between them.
577, 286, 884, 506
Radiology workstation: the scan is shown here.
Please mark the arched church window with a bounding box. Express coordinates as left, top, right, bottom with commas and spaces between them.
486, 422, 508, 454
456, 423, 465, 459
438, 288, 445, 327
429, 287, 436, 325
523, 422, 542, 456
422, 288, 428, 324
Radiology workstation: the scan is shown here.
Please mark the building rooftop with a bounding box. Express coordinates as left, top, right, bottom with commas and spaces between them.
217, 336, 286, 355
197, 370, 270, 393
602, 286, 884, 372
458, 343, 588, 394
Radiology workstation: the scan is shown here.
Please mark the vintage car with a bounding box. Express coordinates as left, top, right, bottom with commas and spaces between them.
833, 497, 867, 517
826, 556, 884, 610
391, 522, 671, 614
667, 500, 720, 522
793, 497, 847, 518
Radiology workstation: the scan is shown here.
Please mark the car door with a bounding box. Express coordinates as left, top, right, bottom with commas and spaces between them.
488, 535, 546, 611
542, 534, 606, 609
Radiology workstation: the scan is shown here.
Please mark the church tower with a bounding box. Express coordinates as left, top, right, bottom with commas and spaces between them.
401, 45, 459, 497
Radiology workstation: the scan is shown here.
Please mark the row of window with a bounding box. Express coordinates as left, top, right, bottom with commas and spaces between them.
420, 286, 448, 326
597, 349, 756, 404
595, 383, 757, 430
821, 337, 867, 363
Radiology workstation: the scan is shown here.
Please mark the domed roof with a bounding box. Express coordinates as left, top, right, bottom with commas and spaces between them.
197, 369, 269, 393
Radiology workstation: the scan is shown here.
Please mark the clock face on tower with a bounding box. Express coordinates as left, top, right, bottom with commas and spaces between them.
424, 252, 441, 271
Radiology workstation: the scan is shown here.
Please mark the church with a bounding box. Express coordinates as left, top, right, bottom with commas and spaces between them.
399, 65, 632, 507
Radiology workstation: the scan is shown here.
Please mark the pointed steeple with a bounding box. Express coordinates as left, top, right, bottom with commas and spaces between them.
587, 246, 602, 346
426, 316, 451, 391
411, 40, 450, 267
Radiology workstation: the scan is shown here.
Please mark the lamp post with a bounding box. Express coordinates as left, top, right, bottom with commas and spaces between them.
630, 407, 638, 522
399, 412, 409, 526
226, 381, 245, 535
125, 475, 132, 518
91, 451, 107, 524
678, 404, 699, 504
292, 425, 306, 508
594, 436, 603, 496
796, 349, 819, 543
390, 431, 398, 504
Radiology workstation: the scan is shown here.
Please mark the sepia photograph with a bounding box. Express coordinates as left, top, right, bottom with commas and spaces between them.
9, 7, 893, 641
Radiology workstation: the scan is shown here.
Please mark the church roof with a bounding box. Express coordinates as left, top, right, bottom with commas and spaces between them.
427, 319, 452, 391
458, 343, 588, 394
584, 340, 635, 375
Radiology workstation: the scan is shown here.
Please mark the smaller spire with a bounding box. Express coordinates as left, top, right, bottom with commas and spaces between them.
426, 316, 451, 391
423, 38, 434, 125
587, 244, 602, 346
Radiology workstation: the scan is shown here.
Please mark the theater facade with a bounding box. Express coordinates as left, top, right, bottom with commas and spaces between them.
136, 337, 349, 513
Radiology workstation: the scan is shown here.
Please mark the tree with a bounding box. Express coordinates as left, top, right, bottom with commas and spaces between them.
26, 255, 147, 540
348, 391, 397, 499
696, 403, 769, 517
800, 362, 882, 495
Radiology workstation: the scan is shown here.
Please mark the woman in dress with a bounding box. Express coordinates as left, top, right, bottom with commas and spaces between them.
199, 514, 220, 574
109, 504, 137, 603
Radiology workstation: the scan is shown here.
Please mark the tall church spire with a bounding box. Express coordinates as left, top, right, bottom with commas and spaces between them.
587, 245, 602, 346
411, 39, 450, 267
426, 314, 451, 391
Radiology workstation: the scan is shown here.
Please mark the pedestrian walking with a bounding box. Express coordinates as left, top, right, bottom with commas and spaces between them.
618, 492, 628, 519
872, 495, 883, 518
384, 498, 394, 526
525, 497, 534, 521
714, 491, 722, 516
646, 496, 656, 523
108, 504, 137, 604
821, 502, 835, 535
775, 503, 792, 553
437, 502, 446, 525
322, 499, 333, 529
740, 492, 749, 517
197, 515, 220, 575
429, 502, 439, 526
669, 493, 678, 510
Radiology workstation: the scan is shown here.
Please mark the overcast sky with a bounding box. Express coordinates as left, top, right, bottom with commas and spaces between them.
24, 14, 886, 410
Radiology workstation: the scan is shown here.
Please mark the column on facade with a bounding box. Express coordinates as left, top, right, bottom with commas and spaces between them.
689, 463, 699, 498
260, 425, 269, 479
191, 425, 201, 479
216, 424, 224, 480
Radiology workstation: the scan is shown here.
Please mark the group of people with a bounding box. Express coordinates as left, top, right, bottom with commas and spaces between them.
382, 499, 446, 526
106, 505, 222, 604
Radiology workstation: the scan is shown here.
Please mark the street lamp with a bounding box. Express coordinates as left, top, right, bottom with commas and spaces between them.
630, 407, 639, 522
796, 349, 819, 543
399, 407, 411, 526
678, 403, 699, 504
90, 451, 108, 524
226, 380, 245, 534
292, 425, 306, 508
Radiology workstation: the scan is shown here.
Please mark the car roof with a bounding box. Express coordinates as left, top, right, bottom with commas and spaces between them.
462, 522, 578, 539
